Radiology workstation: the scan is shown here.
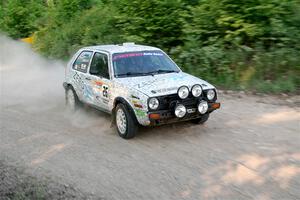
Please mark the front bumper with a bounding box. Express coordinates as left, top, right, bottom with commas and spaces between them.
148, 102, 220, 126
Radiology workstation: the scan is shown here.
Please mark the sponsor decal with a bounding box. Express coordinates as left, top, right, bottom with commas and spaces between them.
131, 95, 140, 100
113, 53, 143, 60
143, 52, 163, 56
152, 87, 177, 94
94, 80, 104, 86
135, 109, 146, 117
83, 85, 93, 100
131, 100, 139, 104
131, 98, 143, 108
136, 79, 158, 88
133, 104, 143, 108
113, 52, 164, 61
102, 98, 109, 104
80, 63, 87, 70
170, 74, 185, 81
73, 73, 84, 90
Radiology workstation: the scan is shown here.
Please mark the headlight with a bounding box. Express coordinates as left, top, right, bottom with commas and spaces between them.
191, 84, 202, 97
178, 86, 189, 99
207, 89, 215, 100
148, 97, 159, 110
174, 104, 186, 118
198, 101, 208, 114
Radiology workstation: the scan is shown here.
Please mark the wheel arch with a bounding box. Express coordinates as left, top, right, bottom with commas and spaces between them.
112, 97, 139, 124
63, 82, 73, 90
64, 82, 81, 102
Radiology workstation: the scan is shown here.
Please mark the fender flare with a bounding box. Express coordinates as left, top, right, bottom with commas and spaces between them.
112, 97, 139, 124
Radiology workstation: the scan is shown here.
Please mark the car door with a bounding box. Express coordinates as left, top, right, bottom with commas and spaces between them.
84, 51, 111, 111
71, 50, 93, 101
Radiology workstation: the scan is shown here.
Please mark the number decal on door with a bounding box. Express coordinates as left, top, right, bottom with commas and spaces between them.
103, 85, 109, 98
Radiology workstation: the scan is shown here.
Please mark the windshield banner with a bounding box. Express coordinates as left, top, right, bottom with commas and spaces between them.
113, 52, 163, 61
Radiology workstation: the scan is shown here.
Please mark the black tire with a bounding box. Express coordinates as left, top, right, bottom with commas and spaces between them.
191, 113, 210, 124
115, 103, 138, 139
65, 86, 80, 111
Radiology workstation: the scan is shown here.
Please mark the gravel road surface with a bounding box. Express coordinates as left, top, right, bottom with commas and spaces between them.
1, 36, 300, 200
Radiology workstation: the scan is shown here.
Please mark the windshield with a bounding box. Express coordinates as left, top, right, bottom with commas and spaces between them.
112, 51, 180, 77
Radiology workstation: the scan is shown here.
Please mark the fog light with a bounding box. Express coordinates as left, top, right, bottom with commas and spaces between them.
175, 104, 186, 118
198, 101, 208, 114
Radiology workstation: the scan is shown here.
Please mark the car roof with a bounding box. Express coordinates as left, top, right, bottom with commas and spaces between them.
81, 43, 161, 54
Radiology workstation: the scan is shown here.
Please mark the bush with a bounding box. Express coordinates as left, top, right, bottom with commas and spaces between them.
33, 1, 122, 59
0, 0, 45, 38
175, 0, 300, 93
116, 0, 185, 52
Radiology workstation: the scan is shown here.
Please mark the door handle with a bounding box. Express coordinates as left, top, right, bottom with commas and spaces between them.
85, 77, 91, 80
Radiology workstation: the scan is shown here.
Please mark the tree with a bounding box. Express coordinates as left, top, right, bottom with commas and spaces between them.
116, 0, 185, 52
0, 0, 45, 38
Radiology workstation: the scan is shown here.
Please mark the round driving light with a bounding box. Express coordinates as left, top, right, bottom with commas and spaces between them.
148, 98, 159, 110
174, 104, 187, 118
198, 101, 208, 114
178, 86, 189, 99
192, 84, 202, 97
207, 89, 215, 100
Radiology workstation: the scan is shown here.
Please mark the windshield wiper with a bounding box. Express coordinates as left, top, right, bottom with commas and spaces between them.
116, 69, 179, 77
147, 69, 179, 75
115, 72, 152, 78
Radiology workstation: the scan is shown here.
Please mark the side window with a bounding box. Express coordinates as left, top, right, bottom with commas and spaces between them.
72, 51, 93, 73
89, 52, 110, 79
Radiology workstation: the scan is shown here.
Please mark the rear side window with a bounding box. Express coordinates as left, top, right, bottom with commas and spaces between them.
89, 52, 110, 79
73, 51, 93, 73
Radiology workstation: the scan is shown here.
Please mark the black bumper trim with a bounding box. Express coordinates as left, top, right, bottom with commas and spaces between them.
149, 102, 220, 125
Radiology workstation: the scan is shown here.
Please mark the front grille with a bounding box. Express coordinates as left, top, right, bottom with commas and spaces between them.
150, 89, 216, 111
157, 94, 199, 111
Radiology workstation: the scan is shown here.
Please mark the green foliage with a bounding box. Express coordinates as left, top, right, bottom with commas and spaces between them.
0, 0, 299, 93
34, 1, 122, 59
177, 0, 300, 93
116, 0, 185, 52
184, 0, 300, 48
0, 0, 45, 38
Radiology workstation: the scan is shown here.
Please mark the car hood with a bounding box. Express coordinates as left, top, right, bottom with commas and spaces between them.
115, 72, 215, 97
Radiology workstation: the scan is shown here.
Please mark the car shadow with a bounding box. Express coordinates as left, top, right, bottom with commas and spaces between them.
137, 121, 206, 139
78, 104, 206, 140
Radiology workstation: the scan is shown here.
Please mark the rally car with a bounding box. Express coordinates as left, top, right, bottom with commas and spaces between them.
63, 43, 220, 139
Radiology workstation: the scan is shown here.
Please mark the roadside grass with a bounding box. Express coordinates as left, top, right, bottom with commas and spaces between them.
253, 78, 298, 94
9, 183, 46, 200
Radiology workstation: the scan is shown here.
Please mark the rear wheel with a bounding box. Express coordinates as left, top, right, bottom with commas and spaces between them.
65, 86, 80, 111
191, 113, 209, 124
115, 103, 138, 139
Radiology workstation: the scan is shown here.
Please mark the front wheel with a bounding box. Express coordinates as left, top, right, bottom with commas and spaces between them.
115, 104, 138, 139
191, 113, 209, 124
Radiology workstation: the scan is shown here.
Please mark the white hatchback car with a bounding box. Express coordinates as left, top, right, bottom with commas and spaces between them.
64, 43, 220, 139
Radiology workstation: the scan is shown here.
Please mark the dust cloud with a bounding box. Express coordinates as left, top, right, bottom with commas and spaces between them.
0, 35, 108, 128
0, 35, 65, 111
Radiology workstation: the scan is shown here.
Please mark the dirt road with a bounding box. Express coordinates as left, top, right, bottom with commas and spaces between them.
1, 36, 300, 200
